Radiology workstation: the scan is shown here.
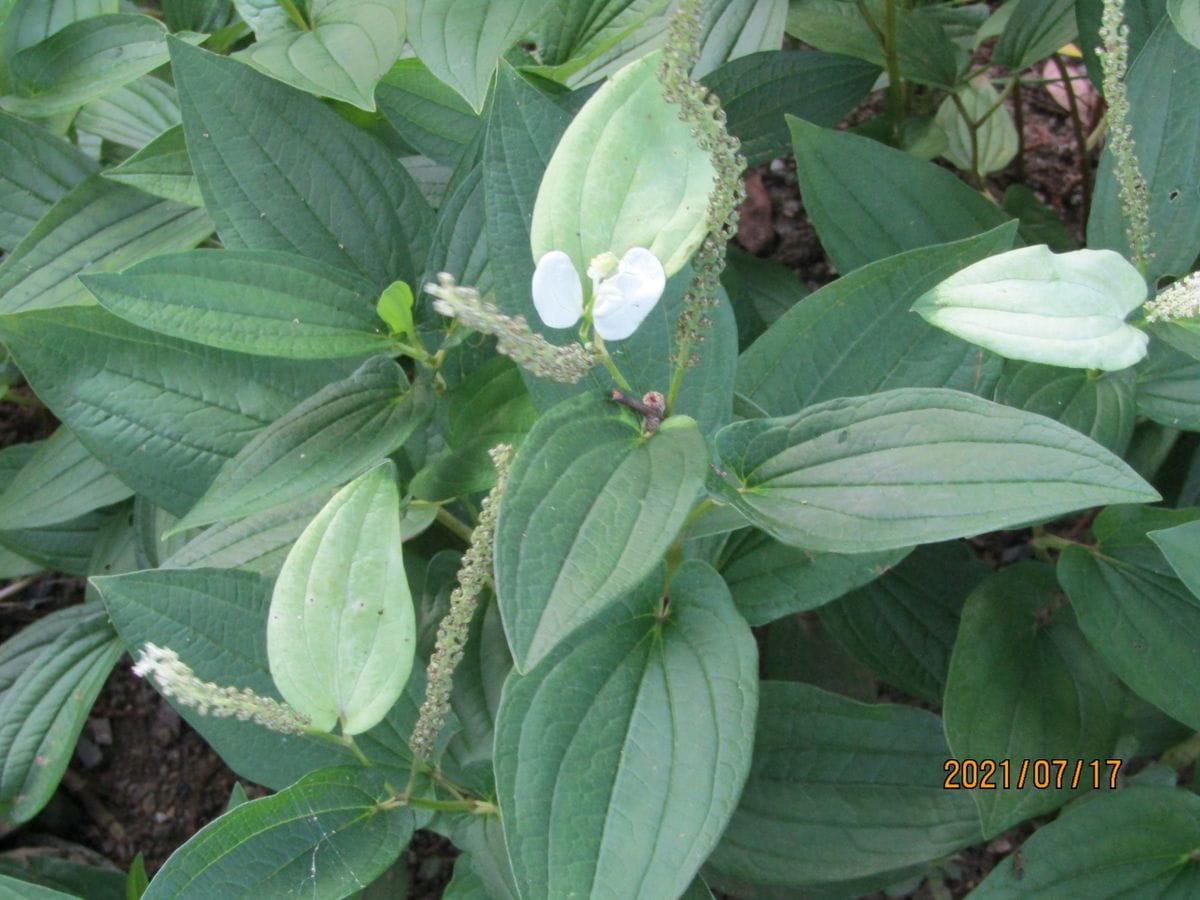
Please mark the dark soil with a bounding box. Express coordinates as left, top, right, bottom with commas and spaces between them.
0, 56, 1096, 899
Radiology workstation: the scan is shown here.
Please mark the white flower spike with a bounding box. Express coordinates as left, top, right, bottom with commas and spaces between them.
531, 247, 666, 341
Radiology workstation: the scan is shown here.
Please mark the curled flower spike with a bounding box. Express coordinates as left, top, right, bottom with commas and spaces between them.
532, 247, 666, 341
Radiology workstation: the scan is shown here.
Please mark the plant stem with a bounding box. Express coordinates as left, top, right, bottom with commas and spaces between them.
276, 0, 310, 30
436, 506, 475, 544
1050, 53, 1093, 227
594, 335, 633, 392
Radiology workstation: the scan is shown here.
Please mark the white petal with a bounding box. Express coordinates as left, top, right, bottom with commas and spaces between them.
531, 250, 584, 329
593, 248, 666, 341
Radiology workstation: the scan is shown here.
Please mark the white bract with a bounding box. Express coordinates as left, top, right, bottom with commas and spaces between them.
532, 246, 666, 341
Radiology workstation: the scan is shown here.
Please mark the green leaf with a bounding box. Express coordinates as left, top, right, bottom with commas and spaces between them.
526, 0, 670, 76
934, 76, 1019, 176
407, 0, 552, 112
737, 225, 1016, 416
707, 680, 981, 886
2, 0, 118, 65
232, 0, 405, 111
82, 249, 393, 358
162, 492, 330, 577
1001, 183, 1079, 252
1058, 509, 1200, 731
1149, 519, 1200, 599
0, 854, 124, 900
943, 563, 1125, 837
912, 245, 1149, 371
0, 306, 346, 516
702, 50, 880, 167
970, 787, 1200, 897
1136, 338, 1200, 430
376, 58, 480, 167
376, 280, 414, 340
719, 529, 907, 626
174, 356, 426, 531
0, 603, 121, 827
692, 0, 788, 79
714, 387, 1159, 553
993, 361, 1136, 455
1170, 0, 1200, 49
0, 110, 97, 250
3, 15, 178, 117
74, 75, 179, 150
530, 52, 715, 277
103, 125, 203, 207
0, 873, 80, 899
992, 0, 1077, 70
164, 0, 236, 32
719, 248, 804, 350
788, 115, 1012, 273
171, 38, 433, 289
0, 426, 131, 529
268, 461, 415, 734
94, 567, 420, 787
495, 561, 757, 899
785, 0, 962, 89
495, 394, 708, 670
1089, 17, 1200, 283
820, 541, 987, 704
0, 175, 212, 314
142, 766, 420, 899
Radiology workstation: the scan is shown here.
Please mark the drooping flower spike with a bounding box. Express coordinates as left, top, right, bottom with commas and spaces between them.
532, 247, 666, 341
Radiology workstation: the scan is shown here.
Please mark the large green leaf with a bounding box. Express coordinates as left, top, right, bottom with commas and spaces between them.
911, 245, 1149, 371
0, 175, 212, 314
1171, 0, 1200, 49
0, 110, 96, 250
268, 462, 414, 735
495, 561, 757, 899
94, 567, 421, 788
1089, 17, 1200, 283
83, 249, 393, 359
943, 563, 1125, 837
737, 225, 1016, 416
788, 115, 1011, 273
971, 787, 1200, 897
0, 425, 130, 529
1136, 339, 1200, 431
0, 603, 121, 828
2, 14, 180, 117
102, 125, 201, 207
1058, 507, 1200, 731
171, 38, 432, 289
74, 75, 179, 150
233, 0, 405, 111
0, 306, 345, 516
719, 529, 907, 625
702, 50, 879, 167
407, 0, 552, 112
692, 0, 788, 79
142, 766, 421, 899
2, 0, 117, 66
495, 393, 708, 670
717, 388, 1156, 552
526, 0, 671, 76
820, 541, 984, 706
174, 356, 427, 531
993, 361, 1136, 455
706, 681, 981, 886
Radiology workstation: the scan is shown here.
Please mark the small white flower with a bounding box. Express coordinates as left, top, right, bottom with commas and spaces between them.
531, 247, 666, 340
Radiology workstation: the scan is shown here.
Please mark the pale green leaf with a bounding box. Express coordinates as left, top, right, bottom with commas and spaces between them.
103, 124, 201, 207
74, 75, 179, 150
530, 52, 715, 277
1149, 519, 1200, 600
1171, 0, 1200, 50
935, 76, 1019, 176
233, 0, 406, 111
912, 245, 1150, 370
268, 461, 415, 734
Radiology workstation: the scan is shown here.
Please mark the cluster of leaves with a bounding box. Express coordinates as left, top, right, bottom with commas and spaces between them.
0, 0, 1197, 898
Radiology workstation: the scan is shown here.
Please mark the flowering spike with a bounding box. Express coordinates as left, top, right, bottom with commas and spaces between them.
132, 643, 310, 735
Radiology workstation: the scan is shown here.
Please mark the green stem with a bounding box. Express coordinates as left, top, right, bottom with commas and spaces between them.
594, 335, 633, 392
664, 361, 687, 415
862, 0, 904, 140
390, 795, 498, 815
436, 506, 475, 544
1050, 53, 1093, 227
276, 0, 310, 30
